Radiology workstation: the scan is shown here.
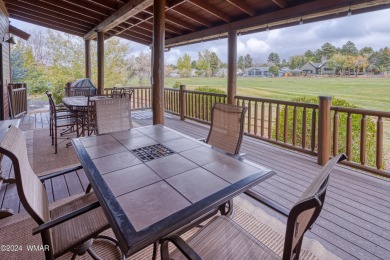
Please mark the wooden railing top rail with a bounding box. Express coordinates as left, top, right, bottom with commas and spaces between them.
331, 106, 390, 118
184, 89, 227, 97
235, 95, 319, 109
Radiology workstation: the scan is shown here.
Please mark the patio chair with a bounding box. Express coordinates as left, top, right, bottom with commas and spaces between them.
47, 92, 81, 153
0, 125, 124, 259
203, 103, 247, 156
95, 97, 132, 135
161, 154, 347, 260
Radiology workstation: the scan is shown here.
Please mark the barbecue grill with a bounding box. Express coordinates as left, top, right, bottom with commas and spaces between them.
65, 78, 97, 97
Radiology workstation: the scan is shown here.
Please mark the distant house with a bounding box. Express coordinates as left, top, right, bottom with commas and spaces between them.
299, 61, 335, 75
246, 67, 273, 77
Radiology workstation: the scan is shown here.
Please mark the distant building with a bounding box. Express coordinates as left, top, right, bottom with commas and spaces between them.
299, 61, 335, 75
245, 67, 273, 77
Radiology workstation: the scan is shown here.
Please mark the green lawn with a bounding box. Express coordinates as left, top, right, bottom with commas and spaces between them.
164, 77, 390, 111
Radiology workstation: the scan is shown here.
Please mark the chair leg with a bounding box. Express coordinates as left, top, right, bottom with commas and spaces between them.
54, 123, 58, 154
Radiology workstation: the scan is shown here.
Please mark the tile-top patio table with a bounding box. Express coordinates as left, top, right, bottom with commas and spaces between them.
71, 125, 276, 257
62, 96, 109, 111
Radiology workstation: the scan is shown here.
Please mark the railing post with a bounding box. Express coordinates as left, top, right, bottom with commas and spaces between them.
179, 85, 186, 121
318, 96, 332, 165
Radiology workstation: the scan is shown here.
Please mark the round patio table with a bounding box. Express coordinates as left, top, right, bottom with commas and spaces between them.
62, 96, 109, 112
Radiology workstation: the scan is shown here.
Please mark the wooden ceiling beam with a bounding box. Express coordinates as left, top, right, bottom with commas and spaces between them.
166, 0, 385, 47
10, 14, 84, 36
59, 0, 113, 15
132, 13, 183, 35
227, 0, 256, 16
189, 0, 231, 22
117, 33, 150, 45
170, 6, 212, 27
9, 25, 30, 40
84, 0, 153, 40
167, 0, 189, 8
9, 9, 87, 33
121, 30, 152, 42
115, 24, 151, 38
144, 7, 196, 31
80, 0, 124, 10
6, 4, 94, 29
4, 0, 104, 22
36, 0, 108, 19
271, 0, 288, 9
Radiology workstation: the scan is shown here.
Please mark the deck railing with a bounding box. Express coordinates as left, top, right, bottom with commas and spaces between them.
8, 83, 28, 119
130, 85, 389, 177
331, 107, 390, 176
235, 95, 319, 156
104, 87, 151, 110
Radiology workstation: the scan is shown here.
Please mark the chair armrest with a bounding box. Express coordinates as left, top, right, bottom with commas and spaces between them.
32, 201, 100, 235
244, 192, 289, 218
39, 165, 83, 182
161, 235, 202, 260
197, 138, 206, 143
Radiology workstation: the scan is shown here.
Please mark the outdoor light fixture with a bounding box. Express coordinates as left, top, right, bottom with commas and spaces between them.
299, 17, 303, 25
266, 25, 270, 32
347, 7, 352, 16
3, 36, 16, 44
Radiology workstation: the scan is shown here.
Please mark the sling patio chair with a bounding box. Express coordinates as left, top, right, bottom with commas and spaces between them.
202, 103, 247, 157
0, 125, 124, 260
161, 154, 347, 260
95, 97, 132, 135
47, 92, 82, 154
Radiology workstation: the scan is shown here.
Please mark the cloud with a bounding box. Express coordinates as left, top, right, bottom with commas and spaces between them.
245, 38, 270, 54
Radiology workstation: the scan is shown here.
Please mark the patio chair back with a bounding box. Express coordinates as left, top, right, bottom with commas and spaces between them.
95, 97, 132, 135
0, 126, 50, 224
282, 153, 347, 260
206, 103, 247, 155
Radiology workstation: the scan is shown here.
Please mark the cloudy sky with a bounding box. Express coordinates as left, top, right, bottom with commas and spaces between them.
10, 8, 390, 65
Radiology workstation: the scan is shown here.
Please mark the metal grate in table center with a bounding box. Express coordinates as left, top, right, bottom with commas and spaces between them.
131, 144, 175, 162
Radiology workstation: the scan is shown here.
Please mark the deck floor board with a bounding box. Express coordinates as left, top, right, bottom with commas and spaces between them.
0, 111, 389, 259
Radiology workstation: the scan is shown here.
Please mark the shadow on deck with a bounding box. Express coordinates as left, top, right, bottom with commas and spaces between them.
1, 111, 389, 260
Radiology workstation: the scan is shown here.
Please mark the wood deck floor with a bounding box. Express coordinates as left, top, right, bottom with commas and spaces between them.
1, 111, 390, 260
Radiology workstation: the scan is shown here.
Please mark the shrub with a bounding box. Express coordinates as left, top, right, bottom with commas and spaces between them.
272, 96, 378, 167
194, 86, 225, 94
172, 81, 181, 89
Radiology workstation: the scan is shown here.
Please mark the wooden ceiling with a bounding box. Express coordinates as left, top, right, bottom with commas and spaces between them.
4, 0, 390, 47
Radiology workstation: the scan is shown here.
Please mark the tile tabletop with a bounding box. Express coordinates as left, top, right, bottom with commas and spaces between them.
72, 125, 274, 256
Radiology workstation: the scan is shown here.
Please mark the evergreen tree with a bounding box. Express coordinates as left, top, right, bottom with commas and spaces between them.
267, 52, 280, 65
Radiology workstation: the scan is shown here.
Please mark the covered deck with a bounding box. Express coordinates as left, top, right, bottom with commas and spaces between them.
1, 111, 389, 259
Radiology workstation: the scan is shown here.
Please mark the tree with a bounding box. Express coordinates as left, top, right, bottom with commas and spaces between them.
237, 56, 245, 74
11, 43, 28, 82
288, 55, 305, 69
268, 65, 279, 77
341, 41, 358, 56
177, 53, 192, 77
244, 54, 253, 68
353, 55, 369, 76
191, 60, 197, 69
268, 52, 280, 65
320, 42, 337, 60
303, 50, 316, 62
196, 51, 211, 77
359, 47, 374, 59
328, 53, 347, 75
209, 51, 221, 77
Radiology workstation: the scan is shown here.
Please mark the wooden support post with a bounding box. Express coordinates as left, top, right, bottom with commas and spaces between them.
152, 0, 165, 125
179, 85, 186, 120
317, 96, 332, 165
85, 39, 91, 79
97, 32, 104, 95
227, 30, 237, 105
